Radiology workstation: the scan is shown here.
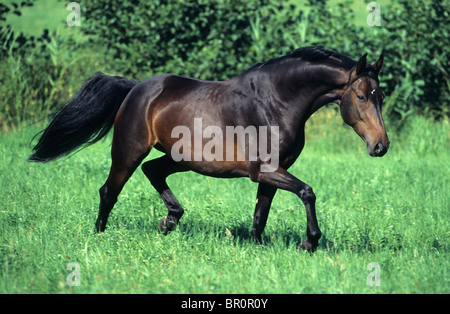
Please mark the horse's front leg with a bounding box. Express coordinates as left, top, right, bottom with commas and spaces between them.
255, 167, 321, 252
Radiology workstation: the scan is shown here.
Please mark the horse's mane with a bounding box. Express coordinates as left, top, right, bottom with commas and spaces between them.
245, 46, 356, 73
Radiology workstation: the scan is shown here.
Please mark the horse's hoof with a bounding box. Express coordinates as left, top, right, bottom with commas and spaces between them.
250, 231, 262, 244
299, 239, 318, 253
158, 216, 177, 235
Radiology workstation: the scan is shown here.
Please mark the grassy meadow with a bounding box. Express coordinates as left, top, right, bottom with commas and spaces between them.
0, 108, 448, 294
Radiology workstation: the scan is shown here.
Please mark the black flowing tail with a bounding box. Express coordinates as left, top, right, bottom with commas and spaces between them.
29, 72, 138, 163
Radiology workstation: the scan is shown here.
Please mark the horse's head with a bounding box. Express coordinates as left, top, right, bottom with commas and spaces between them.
340, 54, 389, 157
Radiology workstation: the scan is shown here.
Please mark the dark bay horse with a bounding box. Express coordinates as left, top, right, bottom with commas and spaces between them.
29, 46, 389, 252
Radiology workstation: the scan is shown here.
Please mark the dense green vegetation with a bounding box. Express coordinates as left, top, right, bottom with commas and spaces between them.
0, 0, 449, 130
0, 0, 448, 294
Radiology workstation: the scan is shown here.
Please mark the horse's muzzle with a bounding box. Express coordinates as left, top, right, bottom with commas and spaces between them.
369, 141, 389, 157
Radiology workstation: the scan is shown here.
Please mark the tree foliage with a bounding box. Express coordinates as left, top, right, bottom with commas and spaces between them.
0, 0, 448, 129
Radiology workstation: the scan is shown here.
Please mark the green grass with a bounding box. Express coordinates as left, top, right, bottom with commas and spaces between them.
0, 108, 448, 293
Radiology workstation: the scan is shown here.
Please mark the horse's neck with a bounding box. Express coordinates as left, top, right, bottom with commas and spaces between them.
233, 62, 349, 126
278, 63, 349, 121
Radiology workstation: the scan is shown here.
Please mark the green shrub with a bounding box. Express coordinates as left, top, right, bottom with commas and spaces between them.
0, 2, 106, 130
81, 0, 448, 119
380, 0, 449, 119
81, 0, 272, 80
0, 0, 448, 130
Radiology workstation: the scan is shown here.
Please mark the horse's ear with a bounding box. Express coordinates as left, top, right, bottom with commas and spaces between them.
372, 54, 384, 74
356, 53, 368, 75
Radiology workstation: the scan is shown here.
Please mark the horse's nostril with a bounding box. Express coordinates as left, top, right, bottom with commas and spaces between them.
373, 142, 388, 156
374, 142, 383, 154
373, 143, 383, 156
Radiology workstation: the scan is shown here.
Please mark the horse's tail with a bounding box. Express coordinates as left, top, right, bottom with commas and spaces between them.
28, 72, 138, 163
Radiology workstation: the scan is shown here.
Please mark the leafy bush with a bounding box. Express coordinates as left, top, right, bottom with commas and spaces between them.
81, 0, 271, 80
380, 0, 449, 119
0, 0, 448, 130
81, 0, 448, 119
0, 1, 37, 58
0, 1, 105, 130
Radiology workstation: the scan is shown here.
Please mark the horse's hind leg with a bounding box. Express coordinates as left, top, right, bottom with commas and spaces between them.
96, 150, 149, 232
95, 124, 152, 232
141, 155, 187, 235
251, 183, 277, 243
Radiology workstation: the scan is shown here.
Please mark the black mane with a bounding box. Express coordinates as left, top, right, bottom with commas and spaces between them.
245, 46, 356, 73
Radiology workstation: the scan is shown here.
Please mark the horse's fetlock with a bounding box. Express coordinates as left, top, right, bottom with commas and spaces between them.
308, 228, 322, 241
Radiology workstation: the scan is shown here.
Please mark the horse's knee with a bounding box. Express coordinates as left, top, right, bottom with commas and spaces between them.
299, 185, 316, 204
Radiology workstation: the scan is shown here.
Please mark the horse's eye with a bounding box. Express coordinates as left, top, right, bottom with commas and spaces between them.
357, 95, 366, 102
